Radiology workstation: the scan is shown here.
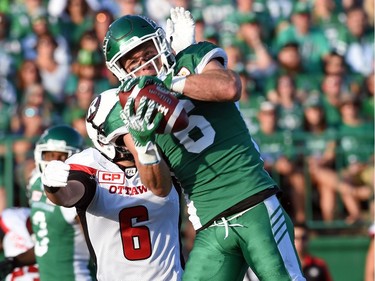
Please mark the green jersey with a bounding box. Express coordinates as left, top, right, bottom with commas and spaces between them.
28, 169, 95, 281
156, 42, 277, 230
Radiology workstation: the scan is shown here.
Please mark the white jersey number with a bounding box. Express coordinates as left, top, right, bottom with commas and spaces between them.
173, 100, 215, 153
32, 211, 49, 257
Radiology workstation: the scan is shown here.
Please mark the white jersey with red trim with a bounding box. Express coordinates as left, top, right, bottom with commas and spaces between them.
0, 208, 39, 281
65, 148, 183, 281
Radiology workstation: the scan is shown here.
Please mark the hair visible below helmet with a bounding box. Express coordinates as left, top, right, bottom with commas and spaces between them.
34, 125, 84, 173
86, 89, 133, 162
103, 14, 175, 82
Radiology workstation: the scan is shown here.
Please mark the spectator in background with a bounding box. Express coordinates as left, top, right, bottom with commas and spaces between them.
302, 95, 361, 223
294, 222, 333, 281
223, 41, 264, 135
93, 9, 114, 44
21, 8, 70, 65
52, 0, 97, 54
235, 13, 276, 83
14, 60, 42, 104
189, 0, 235, 35
272, 74, 304, 132
7, 0, 46, 40
34, 32, 70, 108
360, 72, 374, 123
63, 77, 95, 141
310, 0, 347, 54
192, 10, 205, 43
263, 0, 294, 33
338, 94, 374, 217
274, 2, 331, 73
65, 48, 110, 98
266, 41, 320, 102
254, 101, 306, 223
321, 51, 363, 97
103, 0, 143, 19
0, 73, 17, 213
236, 67, 265, 135
0, 12, 23, 73
320, 73, 345, 128
11, 104, 46, 207
363, 0, 374, 26
12, 84, 55, 172
222, 0, 273, 45
343, 5, 374, 76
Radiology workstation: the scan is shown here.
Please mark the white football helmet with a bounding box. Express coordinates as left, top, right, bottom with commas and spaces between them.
86, 89, 133, 162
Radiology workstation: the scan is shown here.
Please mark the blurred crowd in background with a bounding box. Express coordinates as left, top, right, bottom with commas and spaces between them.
0, 0, 374, 235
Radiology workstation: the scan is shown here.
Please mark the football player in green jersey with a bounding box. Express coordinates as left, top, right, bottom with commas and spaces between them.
28, 125, 96, 281
102, 10, 306, 281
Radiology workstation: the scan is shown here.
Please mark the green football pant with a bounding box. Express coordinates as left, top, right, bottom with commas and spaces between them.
182, 195, 306, 281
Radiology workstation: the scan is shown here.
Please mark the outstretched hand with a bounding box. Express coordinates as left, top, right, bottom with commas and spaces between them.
42, 160, 70, 189
166, 7, 196, 54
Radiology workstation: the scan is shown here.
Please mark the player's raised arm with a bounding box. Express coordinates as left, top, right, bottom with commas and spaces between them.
171, 59, 242, 102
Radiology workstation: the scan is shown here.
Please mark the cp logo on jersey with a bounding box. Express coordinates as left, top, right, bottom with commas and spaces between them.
98, 171, 125, 184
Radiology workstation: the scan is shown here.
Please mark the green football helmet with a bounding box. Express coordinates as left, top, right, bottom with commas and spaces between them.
103, 14, 175, 82
34, 125, 84, 172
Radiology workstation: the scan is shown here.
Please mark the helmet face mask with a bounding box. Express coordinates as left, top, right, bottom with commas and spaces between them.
86, 89, 133, 162
34, 125, 84, 173
103, 15, 175, 81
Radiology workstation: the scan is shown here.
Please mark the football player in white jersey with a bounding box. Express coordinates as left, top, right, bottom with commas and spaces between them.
41, 90, 183, 281
0, 207, 39, 281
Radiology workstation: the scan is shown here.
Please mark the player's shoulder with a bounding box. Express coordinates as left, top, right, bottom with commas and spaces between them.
66, 147, 115, 173
66, 147, 103, 166
176, 41, 228, 73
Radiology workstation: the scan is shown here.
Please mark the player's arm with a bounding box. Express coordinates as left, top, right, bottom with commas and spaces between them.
42, 160, 87, 207
0, 248, 36, 279
171, 59, 242, 102
123, 134, 172, 197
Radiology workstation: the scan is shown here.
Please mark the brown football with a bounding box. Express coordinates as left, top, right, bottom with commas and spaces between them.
118, 83, 189, 134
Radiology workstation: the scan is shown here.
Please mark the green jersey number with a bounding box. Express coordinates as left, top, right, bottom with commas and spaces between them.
174, 100, 215, 153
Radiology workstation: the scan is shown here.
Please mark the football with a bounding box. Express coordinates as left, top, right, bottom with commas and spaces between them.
118, 83, 189, 134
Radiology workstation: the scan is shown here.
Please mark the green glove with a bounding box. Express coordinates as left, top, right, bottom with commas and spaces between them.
117, 75, 166, 94
121, 96, 163, 165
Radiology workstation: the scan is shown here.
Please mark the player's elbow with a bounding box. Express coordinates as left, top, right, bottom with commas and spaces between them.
226, 71, 242, 101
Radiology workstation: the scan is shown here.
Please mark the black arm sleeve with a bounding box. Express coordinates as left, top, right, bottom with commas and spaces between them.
68, 171, 97, 210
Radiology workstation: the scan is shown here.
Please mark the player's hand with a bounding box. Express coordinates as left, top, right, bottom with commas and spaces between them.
42, 160, 70, 188
118, 76, 165, 93
166, 7, 195, 54
0, 258, 15, 280
121, 96, 163, 164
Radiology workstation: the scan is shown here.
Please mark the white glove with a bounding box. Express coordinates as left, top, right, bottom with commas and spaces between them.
166, 7, 196, 54
42, 160, 70, 188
